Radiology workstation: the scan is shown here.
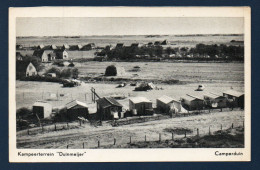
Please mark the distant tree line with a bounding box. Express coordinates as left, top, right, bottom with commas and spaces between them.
96, 44, 244, 61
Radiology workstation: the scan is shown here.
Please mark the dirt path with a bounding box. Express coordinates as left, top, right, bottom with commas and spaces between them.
17, 110, 244, 149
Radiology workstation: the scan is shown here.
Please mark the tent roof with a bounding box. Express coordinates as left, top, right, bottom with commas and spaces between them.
66, 100, 88, 109
130, 97, 152, 104
223, 90, 244, 97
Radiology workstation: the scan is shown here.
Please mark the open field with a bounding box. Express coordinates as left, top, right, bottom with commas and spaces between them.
17, 110, 244, 149
76, 62, 244, 82
17, 34, 244, 48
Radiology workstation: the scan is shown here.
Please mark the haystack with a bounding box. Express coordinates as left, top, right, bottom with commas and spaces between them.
105, 65, 125, 76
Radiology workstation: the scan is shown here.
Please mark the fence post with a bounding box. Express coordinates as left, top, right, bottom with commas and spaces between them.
67, 122, 69, 129
67, 145, 69, 149
172, 133, 174, 140
159, 133, 161, 142
197, 128, 199, 137
83, 142, 84, 149
79, 120, 81, 126
130, 136, 131, 144
145, 135, 146, 142
98, 140, 100, 148
209, 126, 211, 135
54, 124, 57, 131
232, 123, 234, 129
27, 129, 30, 135
114, 138, 116, 145
184, 130, 186, 138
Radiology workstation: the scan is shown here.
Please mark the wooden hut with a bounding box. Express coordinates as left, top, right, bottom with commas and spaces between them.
65, 100, 89, 121
129, 97, 153, 115
223, 90, 244, 108
181, 94, 204, 110
204, 92, 227, 108
156, 95, 182, 114
33, 101, 52, 119
96, 97, 123, 120
54, 49, 69, 60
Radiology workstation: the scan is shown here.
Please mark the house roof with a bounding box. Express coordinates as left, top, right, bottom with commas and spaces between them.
130, 97, 152, 104
33, 101, 52, 107
63, 44, 70, 49
181, 94, 203, 102
66, 100, 88, 109
51, 44, 57, 49
33, 50, 45, 57
38, 44, 45, 49
97, 97, 123, 108
204, 92, 225, 99
223, 90, 244, 97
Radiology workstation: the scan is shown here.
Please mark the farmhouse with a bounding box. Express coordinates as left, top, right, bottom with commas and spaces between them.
54, 49, 69, 60
16, 52, 23, 61
48, 53, 56, 61
204, 92, 227, 108
26, 62, 37, 77
33, 101, 52, 119
129, 97, 153, 115
96, 97, 123, 120
65, 100, 89, 121
161, 40, 168, 45
181, 94, 204, 110
33, 50, 49, 62
156, 95, 182, 114
51, 44, 57, 50
223, 90, 244, 108
37, 44, 45, 49
82, 43, 95, 50
62, 44, 70, 50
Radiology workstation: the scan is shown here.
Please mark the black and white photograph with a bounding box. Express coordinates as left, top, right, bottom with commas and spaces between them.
9, 7, 251, 162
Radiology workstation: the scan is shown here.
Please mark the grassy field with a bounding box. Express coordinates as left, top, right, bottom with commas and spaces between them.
17, 110, 244, 149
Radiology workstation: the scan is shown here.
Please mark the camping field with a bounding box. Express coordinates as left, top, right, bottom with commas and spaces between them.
16, 61, 244, 110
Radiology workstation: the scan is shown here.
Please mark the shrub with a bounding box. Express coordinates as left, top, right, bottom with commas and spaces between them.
105, 65, 117, 76
16, 107, 32, 119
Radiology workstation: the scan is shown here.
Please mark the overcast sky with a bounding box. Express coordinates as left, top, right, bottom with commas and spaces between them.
16, 17, 244, 36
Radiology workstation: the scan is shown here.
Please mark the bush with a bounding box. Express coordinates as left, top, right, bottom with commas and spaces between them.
105, 65, 117, 76
16, 107, 32, 119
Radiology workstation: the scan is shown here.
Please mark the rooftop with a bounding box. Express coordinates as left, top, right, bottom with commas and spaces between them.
66, 100, 88, 109
130, 97, 152, 104
223, 90, 244, 97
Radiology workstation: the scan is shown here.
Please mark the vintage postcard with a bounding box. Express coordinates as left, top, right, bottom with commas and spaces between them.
9, 7, 251, 162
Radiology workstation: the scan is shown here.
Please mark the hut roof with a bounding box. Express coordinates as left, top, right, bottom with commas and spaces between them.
51, 44, 57, 49
204, 92, 225, 99
38, 44, 45, 49
33, 101, 52, 107
66, 100, 88, 109
63, 44, 70, 49
97, 97, 123, 108
181, 94, 203, 102
223, 90, 244, 97
130, 97, 152, 104
157, 95, 180, 104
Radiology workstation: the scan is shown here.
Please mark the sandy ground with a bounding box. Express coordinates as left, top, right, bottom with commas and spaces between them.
17, 110, 244, 149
